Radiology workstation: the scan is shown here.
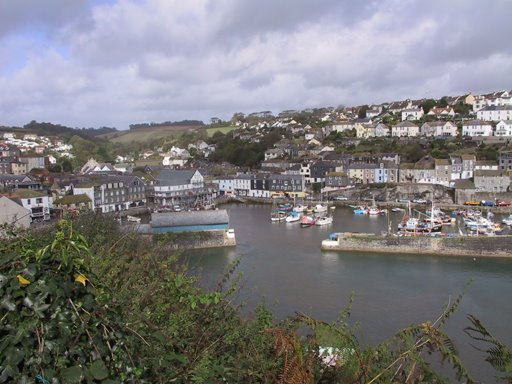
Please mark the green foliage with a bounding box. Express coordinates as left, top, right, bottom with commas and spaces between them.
0, 221, 141, 383
208, 130, 282, 167
465, 315, 512, 381
421, 99, 436, 114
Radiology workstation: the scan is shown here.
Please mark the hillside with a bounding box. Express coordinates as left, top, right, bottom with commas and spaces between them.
108, 124, 198, 144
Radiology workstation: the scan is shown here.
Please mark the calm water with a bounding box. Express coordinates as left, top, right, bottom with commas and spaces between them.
183, 204, 512, 383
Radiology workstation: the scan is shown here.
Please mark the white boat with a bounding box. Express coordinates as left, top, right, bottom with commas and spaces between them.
293, 204, 308, 213
271, 210, 287, 222
285, 211, 301, 223
391, 207, 405, 212
315, 216, 333, 226
126, 215, 141, 223
314, 204, 328, 213
502, 214, 512, 226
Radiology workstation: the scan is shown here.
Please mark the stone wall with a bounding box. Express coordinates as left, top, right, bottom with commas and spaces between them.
322, 233, 512, 258
156, 229, 236, 251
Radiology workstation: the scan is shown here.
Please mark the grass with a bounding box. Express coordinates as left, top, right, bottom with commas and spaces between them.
109, 129, 182, 144
206, 126, 237, 137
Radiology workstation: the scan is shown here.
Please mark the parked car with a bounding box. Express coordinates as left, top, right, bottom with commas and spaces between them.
412, 198, 427, 204
335, 196, 348, 201
480, 200, 495, 207
464, 200, 480, 206
497, 200, 511, 207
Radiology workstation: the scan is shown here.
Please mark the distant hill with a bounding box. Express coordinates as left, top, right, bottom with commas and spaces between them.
0, 121, 117, 142
129, 120, 204, 130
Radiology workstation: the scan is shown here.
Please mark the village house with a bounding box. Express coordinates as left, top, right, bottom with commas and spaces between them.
461, 120, 493, 137
151, 169, 213, 207
420, 121, 458, 137
413, 156, 436, 184
309, 161, 337, 184
0, 196, 31, 229
461, 154, 476, 179
450, 155, 463, 182
474, 160, 499, 172
388, 100, 411, 114
325, 172, 350, 189
80, 158, 115, 174
10, 189, 52, 222
401, 108, 424, 121
434, 159, 451, 186
473, 170, 510, 193
392, 121, 420, 137
476, 105, 512, 122
427, 107, 455, 119
331, 120, 355, 133
268, 174, 306, 197
374, 123, 390, 137
498, 151, 512, 171
494, 120, 512, 137
73, 175, 146, 213
399, 163, 416, 183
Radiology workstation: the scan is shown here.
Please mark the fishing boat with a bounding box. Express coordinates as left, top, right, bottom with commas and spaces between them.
271, 210, 287, 222
300, 215, 318, 227
315, 216, 333, 226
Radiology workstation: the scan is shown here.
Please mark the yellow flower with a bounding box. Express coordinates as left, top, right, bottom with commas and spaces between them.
17, 274, 31, 286
74, 274, 88, 286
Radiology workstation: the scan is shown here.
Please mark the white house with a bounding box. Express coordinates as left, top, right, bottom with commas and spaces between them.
401, 108, 424, 121
374, 123, 390, 137
462, 120, 493, 137
495, 120, 512, 137
331, 121, 355, 133
420, 121, 458, 137
13, 190, 52, 222
212, 177, 236, 196
477, 105, 512, 122
392, 121, 420, 137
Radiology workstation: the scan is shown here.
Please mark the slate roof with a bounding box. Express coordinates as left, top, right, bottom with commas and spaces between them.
151, 210, 229, 228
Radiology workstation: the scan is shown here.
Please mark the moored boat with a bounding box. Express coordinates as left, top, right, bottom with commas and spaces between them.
285, 211, 301, 223
315, 216, 333, 226
300, 215, 318, 227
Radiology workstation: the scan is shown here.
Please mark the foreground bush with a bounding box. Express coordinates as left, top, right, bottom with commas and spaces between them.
1, 215, 511, 383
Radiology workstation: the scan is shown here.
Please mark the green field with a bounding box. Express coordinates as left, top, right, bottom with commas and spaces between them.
206, 126, 237, 137
108, 129, 183, 144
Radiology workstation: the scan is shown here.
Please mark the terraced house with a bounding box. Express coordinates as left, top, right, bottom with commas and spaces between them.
72, 175, 146, 213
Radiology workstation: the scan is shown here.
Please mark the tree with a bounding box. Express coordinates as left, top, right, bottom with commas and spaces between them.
358, 105, 369, 119
421, 99, 436, 114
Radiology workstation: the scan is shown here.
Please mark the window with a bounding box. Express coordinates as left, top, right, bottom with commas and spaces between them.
26, 199, 31, 205
36, 198, 42, 204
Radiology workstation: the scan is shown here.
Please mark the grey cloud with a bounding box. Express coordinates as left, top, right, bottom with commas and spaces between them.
0, 0, 90, 39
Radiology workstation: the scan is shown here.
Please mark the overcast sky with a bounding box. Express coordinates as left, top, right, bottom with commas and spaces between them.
0, 0, 511, 129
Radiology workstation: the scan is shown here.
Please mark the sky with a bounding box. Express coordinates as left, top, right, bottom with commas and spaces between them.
0, 0, 511, 130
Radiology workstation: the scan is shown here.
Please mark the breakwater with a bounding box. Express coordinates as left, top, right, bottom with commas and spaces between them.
321, 233, 512, 258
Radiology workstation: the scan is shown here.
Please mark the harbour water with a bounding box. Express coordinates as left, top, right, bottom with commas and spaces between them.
183, 204, 512, 382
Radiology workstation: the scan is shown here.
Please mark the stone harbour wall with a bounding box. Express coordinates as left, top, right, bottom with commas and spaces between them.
157, 230, 236, 251
322, 233, 512, 258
